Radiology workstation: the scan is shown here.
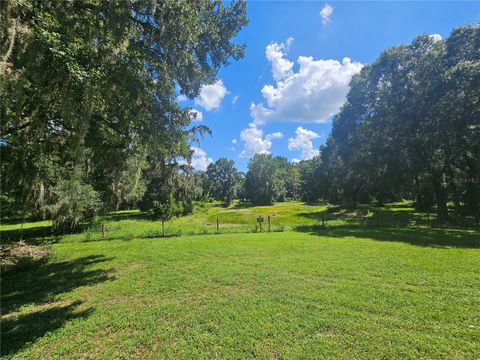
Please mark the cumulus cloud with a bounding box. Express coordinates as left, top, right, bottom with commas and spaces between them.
189, 109, 203, 122
232, 95, 239, 105
265, 37, 294, 82
176, 94, 187, 102
239, 124, 283, 158
194, 80, 228, 111
320, 4, 334, 26
251, 39, 363, 125
190, 146, 213, 171
232, 138, 237, 144
429, 33, 442, 42
288, 126, 320, 160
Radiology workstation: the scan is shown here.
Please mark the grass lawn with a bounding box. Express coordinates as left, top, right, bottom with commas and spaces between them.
2, 229, 480, 359
2, 200, 470, 245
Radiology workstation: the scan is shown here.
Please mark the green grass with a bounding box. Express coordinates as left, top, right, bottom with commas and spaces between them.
1, 202, 480, 358
2, 200, 471, 245
1, 201, 331, 244
2, 231, 479, 359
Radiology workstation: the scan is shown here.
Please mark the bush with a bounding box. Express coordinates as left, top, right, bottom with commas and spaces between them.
50, 177, 101, 231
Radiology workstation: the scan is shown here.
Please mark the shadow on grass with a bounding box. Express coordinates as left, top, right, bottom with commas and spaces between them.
101, 211, 156, 222
228, 201, 254, 210
0, 224, 92, 245
1, 255, 114, 356
1, 301, 92, 356
1, 225, 53, 245
294, 224, 480, 249
298, 205, 478, 229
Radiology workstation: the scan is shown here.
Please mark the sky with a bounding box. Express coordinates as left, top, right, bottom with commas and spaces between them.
178, 1, 480, 171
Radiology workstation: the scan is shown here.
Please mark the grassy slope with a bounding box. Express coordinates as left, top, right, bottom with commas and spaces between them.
2, 231, 480, 359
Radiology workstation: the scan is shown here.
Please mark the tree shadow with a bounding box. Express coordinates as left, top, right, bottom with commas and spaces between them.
229, 201, 255, 210
294, 225, 480, 249
101, 211, 155, 222
1, 301, 92, 356
1, 255, 114, 356
298, 205, 479, 229
0, 224, 89, 245
1, 225, 54, 245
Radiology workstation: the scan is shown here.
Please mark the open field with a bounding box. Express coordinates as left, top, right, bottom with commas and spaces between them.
2, 201, 476, 245
1, 202, 480, 359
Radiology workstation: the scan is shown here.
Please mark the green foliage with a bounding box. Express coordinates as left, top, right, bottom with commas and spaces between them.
316, 24, 480, 223
245, 154, 300, 205
0, 0, 248, 226
50, 175, 101, 231
206, 158, 238, 205
153, 193, 176, 221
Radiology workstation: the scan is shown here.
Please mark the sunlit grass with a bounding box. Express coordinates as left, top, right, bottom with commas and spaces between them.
2, 231, 479, 359
2, 200, 478, 245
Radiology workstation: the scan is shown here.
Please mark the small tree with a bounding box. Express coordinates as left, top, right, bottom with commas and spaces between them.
153, 194, 176, 237
50, 175, 101, 232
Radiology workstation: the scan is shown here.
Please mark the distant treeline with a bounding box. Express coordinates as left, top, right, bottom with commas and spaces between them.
1, 0, 478, 228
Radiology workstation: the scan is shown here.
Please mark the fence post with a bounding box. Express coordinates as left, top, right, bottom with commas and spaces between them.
268, 216, 271, 232
216, 217, 219, 231
162, 219, 165, 237
101, 223, 106, 240
321, 213, 325, 228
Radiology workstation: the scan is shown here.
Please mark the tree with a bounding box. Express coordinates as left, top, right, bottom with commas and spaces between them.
245, 154, 291, 205
1, 0, 248, 225
297, 157, 321, 202
206, 158, 238, 205
315, 24, 480, 223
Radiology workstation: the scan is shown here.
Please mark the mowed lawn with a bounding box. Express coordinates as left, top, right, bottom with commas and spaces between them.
2, 230, 480, 359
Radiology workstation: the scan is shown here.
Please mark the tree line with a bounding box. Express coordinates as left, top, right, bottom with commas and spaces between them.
1, 2, 478, 228
169, 24, 480, 226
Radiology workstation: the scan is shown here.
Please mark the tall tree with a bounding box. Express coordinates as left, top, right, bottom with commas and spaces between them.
317, 24, 480, 223
206, 158, 238, 205
1, 0, 248, 225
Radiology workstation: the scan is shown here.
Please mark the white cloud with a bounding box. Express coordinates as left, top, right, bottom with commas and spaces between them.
189, 109, 203, 122
176, 94, 187, 102
194, 80, 228, 111
232, 138, 237, 144
320, 4, 334, 26
190, 146, 213, 171
232, 95, 239, 105
265, 37, 294, 82
288, 126, 320, 160
239, 124, 283, 158
251, 39, 363, 125
429, 33, 442, 42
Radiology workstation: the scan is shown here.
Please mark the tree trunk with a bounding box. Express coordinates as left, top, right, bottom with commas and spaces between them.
432, 175, 448, 224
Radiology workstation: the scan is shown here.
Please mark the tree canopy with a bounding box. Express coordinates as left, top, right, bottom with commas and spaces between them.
1, 0, 248, 226
316, 24, 480, 223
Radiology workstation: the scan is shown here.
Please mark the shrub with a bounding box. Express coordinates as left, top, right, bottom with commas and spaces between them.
50, 177, 102, 231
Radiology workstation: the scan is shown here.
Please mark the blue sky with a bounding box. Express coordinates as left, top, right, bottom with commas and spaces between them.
179, 1, 480, 171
